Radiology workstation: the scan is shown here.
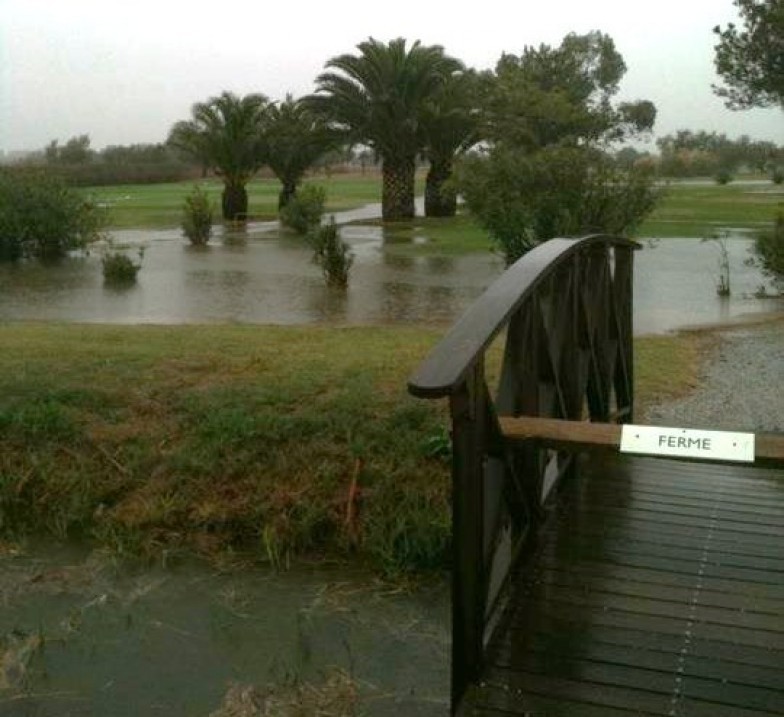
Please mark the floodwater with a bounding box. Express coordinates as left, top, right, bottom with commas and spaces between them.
0, 222, 781, 334
0, 542, 449, 716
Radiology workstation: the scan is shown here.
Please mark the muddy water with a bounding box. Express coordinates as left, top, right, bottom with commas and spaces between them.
0, 543, 448, 716
0, 227, 780, 333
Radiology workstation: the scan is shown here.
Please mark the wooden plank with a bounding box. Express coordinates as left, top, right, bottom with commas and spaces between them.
508, 599, 784, 668
486, 647, 783, 712
544, 519, 784, 559
519, 566, 784, 614
491, 633, 784, 691
550, 503, 784, 539
512, 611, 784, 670
530, 556, 784, 600
536, 543, 784, 584
499, 415, 784, 467
476, 666, 782, 717
513, 582, 784, 632
462, 682, 663, 716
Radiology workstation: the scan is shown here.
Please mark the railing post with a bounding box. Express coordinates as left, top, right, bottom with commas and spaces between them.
614, 244, 635, 421
448, 360, 486, 714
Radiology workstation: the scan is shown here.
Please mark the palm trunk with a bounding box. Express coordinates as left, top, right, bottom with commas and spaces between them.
425, 157, 457, 217
278, 182, 297, 210
381, 157, 416, 220
222, 181, 248, 221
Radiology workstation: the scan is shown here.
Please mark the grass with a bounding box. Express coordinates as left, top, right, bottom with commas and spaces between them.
83, 172, 394, 229
639, 180, 784, 238
0, 323, 702, 574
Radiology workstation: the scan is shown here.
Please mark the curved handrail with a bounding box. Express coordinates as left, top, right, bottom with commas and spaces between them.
408, 234, 638, 399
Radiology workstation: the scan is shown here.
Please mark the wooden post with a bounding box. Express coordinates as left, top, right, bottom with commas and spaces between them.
448, 361, 486, 714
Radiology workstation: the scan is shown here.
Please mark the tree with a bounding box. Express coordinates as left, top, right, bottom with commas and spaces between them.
482, 32, 655, 149
656, 130, 781, 177
457, 32, 659, 263
44, 134, 93, 165
262, 95, 338, 209
752, 209, 783, 289
310, 37, 463, 220
420, 70, 481, 217
0, 168, 103, 261
168, 92, 268, 220
713, 0, 784, 109
459, 146, 660, 265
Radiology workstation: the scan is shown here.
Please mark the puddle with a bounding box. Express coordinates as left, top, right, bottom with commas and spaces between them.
0, 542, 448, 716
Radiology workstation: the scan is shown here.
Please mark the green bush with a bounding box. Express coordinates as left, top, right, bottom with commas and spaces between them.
714, 168, 734, 185
752, 210, 784, 290
0, 168, 103, 261
309, 218, 353, 288
280, 184, 326, 235
458, 146, 660, 265
102, 246, 144, 284
771, 167, 784, 185
181, 185, 213, 245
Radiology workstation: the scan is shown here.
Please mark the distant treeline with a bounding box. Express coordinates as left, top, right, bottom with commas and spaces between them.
616, 131, 784, 181
4, 134, 379, 187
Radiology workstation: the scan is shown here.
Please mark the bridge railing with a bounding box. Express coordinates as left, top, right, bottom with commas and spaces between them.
407, 234, 638, 713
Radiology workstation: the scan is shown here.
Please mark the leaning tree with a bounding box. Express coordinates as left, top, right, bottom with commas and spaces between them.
309, 37, 463, 220
168, 92, 268, 220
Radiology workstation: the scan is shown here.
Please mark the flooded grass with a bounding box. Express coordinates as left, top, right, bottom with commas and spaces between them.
84, 176, 782, 244
639, 180, 782, 238
210, 670, 359, 717
0, 324, 701, 574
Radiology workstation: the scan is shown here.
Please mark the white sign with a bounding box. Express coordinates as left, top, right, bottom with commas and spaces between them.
620, 424, 755, 463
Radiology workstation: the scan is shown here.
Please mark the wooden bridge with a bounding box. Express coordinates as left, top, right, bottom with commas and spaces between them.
407, 236, 784, 716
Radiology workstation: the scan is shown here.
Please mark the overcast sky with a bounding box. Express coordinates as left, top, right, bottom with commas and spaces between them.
1, 0, 781, 154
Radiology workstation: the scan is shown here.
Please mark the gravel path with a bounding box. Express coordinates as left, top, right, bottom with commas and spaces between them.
645, 318, 784, 434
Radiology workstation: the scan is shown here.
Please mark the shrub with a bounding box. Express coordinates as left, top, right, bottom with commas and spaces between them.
102, 245, 144, 284
458, 146, 661, 265
0, 168, 103, 261
181, 185, 213, 245
702, 233, 731, 296
714, 167, 734, 185
309, 217, 353, 288
751, 210, 784, 290
771, 167, 784, 185
279, 184, 326, 235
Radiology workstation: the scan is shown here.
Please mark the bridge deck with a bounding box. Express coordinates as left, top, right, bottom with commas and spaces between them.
462, 455, 784, 716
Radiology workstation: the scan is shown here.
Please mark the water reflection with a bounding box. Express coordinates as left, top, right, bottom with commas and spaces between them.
0, 229, 780, 332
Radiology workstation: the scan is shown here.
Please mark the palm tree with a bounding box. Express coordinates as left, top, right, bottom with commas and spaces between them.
421, 71, 481, 217
262, 95, 339, 209
168, 92, 268, 220
310, 38, 462, 220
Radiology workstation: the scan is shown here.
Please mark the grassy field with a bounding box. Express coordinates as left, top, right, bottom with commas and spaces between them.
0, 323, 702, 574
639, 180, 783, 238
85, 172, 395, 229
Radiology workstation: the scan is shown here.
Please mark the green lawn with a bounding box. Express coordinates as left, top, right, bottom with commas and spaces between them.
84, 172, 393, 229
0, 323, 699, 573
639, 180, 783, 238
